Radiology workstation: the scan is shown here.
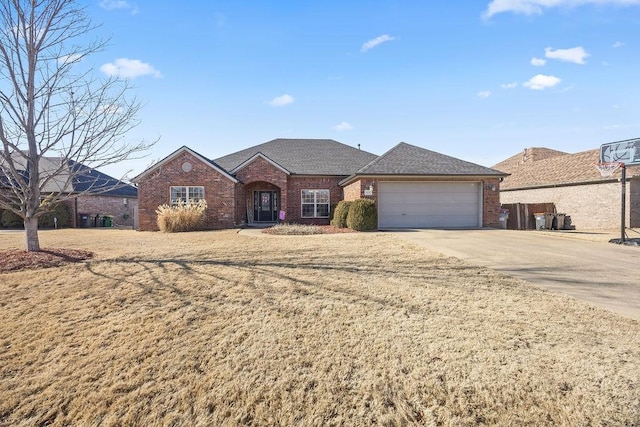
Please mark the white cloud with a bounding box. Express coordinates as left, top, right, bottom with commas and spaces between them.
501, 82, 518, 89
100, 0, 139, 14
477, 91, 492, 98
332, 121, 353, 131
100, 58, 161, 79
530, 57, 546, 66
361, 34, 396, 52
545, 46, 589, 64
523, 74, 561, 90
267, 94, 295, 107
483, 0, 640, 19
613, 41, 624, 48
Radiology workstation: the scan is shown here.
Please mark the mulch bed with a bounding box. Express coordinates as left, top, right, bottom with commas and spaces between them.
317, 225, 356, 234
0, 249, 93, 274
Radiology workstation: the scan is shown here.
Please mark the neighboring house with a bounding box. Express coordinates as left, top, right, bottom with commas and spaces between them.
0, 155, 138, 228
134, 138, 506, 231
493, 147, 640, 229
69, 161, 138, 228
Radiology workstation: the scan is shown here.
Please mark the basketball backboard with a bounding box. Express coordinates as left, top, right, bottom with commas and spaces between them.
599, 138, 640, 166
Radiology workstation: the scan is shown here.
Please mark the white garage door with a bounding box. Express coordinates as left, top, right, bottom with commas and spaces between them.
378, 181, 481, 228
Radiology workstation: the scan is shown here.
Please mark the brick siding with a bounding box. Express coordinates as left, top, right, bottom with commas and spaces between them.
500, 179, 640, 229
234, 157, 289, 225
287, 176, 345, 224
137, 152, 235, 231
343, 180, 362, 201
75, 195, 138, 227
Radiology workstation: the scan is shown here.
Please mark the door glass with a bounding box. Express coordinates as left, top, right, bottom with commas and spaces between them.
261, 192, 271, 210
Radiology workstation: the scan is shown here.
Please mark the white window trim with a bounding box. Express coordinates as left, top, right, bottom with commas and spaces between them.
170, 186, 205, 205
301, 189, 330, 218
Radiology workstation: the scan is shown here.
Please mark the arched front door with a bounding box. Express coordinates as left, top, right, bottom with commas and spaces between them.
254, 190, 278, 222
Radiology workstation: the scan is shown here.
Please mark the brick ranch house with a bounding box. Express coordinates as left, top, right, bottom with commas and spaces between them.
493, 147, 640, 229
70, 161, 138, 228
133, 139, 507, 231
0, 155, 138, 228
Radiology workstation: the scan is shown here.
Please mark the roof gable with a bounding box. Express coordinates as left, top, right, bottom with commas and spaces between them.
215, 138, 378, 175
355, 142, 507, 176
133, 146, 238, 183
230, 152, 291, 175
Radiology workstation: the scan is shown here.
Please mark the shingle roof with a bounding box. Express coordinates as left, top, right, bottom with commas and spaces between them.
494, 148, 640, 190
353, 142, 508, 176
215, 138, 378, 175
492, 147, 567, 175
2, 153, 136, 197
69, 160, 137, 197
132, 145, 237, 184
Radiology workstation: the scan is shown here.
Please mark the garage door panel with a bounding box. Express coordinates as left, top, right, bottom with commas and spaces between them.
383, 203, 476, 216
381, 213, 478, 228
378, 181, 481, 228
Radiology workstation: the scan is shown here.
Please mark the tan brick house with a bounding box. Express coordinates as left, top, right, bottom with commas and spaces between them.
133, 139, 507, 231
494, 147, 640, 229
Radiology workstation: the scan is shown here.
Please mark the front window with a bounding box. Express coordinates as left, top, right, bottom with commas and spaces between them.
170, 186, 204, 205
301, 189, 330, 218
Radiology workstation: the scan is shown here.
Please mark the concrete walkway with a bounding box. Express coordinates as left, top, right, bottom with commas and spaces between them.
390, 229, 640, 321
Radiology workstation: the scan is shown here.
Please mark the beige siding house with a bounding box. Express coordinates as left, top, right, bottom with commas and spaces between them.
494, 147, 640, 230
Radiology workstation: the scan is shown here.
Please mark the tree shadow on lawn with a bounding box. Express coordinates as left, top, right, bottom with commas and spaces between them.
81, 254, 493, 317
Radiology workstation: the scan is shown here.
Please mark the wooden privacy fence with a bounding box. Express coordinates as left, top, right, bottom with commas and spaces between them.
500, 203, 559, 230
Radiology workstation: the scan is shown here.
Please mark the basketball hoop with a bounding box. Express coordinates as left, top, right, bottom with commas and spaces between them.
595, 161, 624, 177
595, 161, 627, 242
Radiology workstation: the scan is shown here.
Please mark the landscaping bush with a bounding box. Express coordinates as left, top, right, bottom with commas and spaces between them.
39, 203, 70, 228
346, 198, 377, 231
330, 200, 352, 228
156, 200, 207, 232
329, 204, 337, 224
1, 209, 23, 228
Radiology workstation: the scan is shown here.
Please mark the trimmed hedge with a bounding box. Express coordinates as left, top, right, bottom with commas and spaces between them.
40, 203, 71, 228
330, 200, 352, 228
1, 209, 22, 228
1, 203, 70, 228
347, 198, 377, 231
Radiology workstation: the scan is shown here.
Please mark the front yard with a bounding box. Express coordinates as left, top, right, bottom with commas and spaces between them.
0, 229, 638, 426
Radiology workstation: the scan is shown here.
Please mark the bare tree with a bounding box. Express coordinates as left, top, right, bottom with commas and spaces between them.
0, 0, 154, 251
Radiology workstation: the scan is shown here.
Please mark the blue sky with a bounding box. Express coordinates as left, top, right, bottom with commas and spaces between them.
86, 0, 640, 179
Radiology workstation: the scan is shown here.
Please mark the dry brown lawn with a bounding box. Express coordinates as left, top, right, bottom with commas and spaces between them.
0, 229, 638, 426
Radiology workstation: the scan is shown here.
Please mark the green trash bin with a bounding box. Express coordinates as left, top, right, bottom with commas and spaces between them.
104, 215, 113, 227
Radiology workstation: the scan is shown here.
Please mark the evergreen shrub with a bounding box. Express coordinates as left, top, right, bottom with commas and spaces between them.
346, 198, 377, 231
331, 200, 352, 228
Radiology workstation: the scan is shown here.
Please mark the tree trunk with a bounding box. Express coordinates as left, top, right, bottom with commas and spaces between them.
24, 217, 40, 252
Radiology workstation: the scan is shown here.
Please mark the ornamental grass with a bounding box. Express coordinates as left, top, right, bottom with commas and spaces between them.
156, 199, 207, 232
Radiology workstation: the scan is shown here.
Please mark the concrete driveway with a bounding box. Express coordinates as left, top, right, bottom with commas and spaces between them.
391, 229, 640, 321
